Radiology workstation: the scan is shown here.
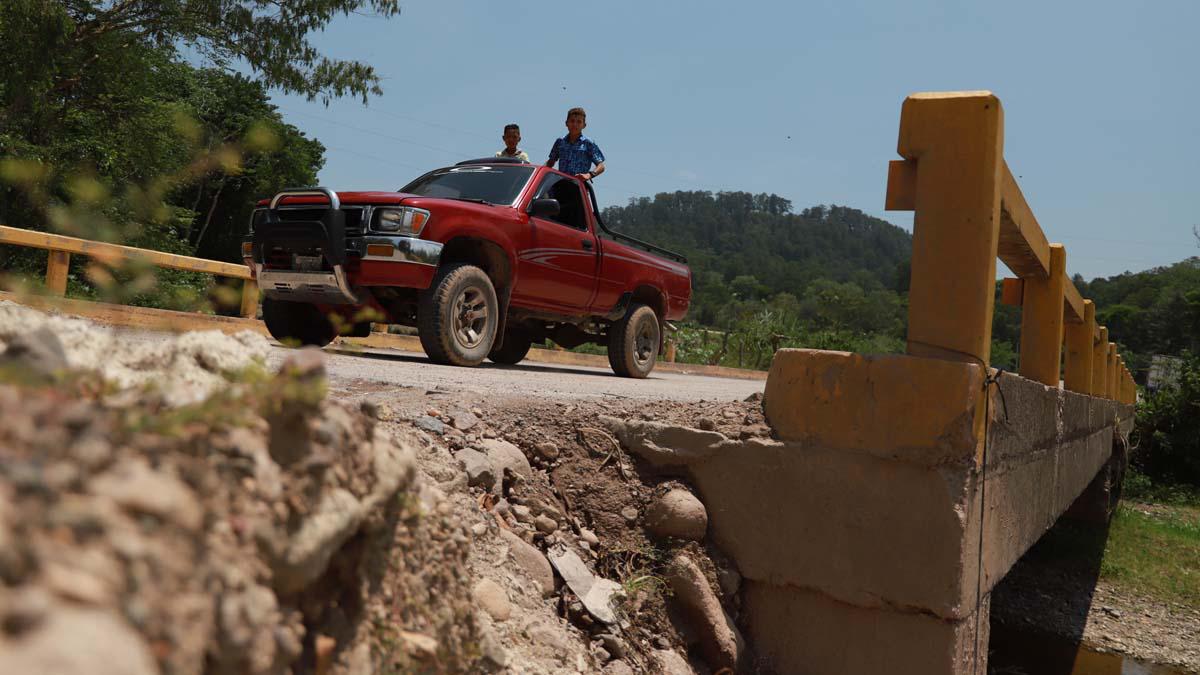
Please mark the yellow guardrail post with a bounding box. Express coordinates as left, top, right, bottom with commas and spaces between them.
45, 250, 70, 296
1106, 344, 1118, 399
1018, 243, 1066, 385
895, 92, 1005, 366
1092, 327, 1109, 398
240, 279, 259, 319
1064, 299, 1095, 394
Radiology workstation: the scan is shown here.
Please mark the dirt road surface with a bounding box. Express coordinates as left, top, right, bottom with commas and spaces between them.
272, 343, 766, 402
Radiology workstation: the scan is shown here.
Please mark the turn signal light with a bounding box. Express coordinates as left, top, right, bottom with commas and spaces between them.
241, 242, 253, 257
366, 244, 394, 257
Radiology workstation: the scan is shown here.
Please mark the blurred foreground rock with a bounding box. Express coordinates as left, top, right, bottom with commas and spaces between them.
0, 346, 478, 674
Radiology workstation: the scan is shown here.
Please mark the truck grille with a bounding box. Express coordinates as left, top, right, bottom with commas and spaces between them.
253, 207, 367, 237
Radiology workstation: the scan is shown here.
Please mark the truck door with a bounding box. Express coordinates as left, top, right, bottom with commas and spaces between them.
515, 174, 599, 311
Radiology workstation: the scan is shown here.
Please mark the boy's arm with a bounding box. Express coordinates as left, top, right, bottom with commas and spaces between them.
580, 162, 605, 180
545, 139, 560, 167
579, 142, 606, 180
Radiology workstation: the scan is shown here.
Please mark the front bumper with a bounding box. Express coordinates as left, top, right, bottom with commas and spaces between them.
351, 235, 443, 265
249, 189, 445, 305
253, 235, 444, 305
256, 265, 358, 304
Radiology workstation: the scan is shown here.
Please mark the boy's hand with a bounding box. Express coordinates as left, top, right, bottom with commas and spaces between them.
577, 172, 593, 181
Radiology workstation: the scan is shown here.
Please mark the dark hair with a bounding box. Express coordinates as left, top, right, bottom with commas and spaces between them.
566, 107, 586, 120
503, 123, 520, 134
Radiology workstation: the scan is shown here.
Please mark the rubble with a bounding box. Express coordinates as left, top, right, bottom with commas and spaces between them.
646, 488, 709, 541
0, 304, 782, 675
668, 553, 746, 670
548, 546, 624, 625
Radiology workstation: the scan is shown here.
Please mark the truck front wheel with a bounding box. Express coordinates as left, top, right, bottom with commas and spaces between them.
262, 298, 336, 348
418, 263, 499, 367
607, 303, 660, 378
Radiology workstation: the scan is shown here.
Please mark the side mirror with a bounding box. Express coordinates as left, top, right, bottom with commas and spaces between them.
529, 198, 560, 219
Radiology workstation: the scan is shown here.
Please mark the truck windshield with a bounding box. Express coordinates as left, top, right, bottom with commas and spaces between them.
400, 165, 534, 206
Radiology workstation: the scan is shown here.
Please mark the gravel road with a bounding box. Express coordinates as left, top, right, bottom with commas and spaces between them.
268, 343, 766, 402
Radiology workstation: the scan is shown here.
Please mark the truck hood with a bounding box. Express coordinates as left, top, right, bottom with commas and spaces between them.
255, 191, 419, 207
255, 192, 519, 215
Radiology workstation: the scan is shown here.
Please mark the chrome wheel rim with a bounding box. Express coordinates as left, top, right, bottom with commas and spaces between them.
452, 286, 489, 349
634, 319, 657, 367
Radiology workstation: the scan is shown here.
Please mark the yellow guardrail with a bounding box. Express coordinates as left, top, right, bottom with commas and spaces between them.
0, 224, 258, 318
885, 91, 1135, 404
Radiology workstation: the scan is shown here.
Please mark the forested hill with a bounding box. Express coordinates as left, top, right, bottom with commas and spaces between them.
601, 191, 912, 324
1076, 257, 1200, 359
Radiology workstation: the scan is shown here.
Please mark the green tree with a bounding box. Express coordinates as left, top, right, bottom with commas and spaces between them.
1135, 352, 1200, 486
0, 2, 351, 308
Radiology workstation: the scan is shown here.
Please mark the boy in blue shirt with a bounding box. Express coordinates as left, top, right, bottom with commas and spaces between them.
546, 107, 605, 181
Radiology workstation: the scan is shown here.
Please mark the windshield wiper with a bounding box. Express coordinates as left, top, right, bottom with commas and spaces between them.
446, 197, 494, 206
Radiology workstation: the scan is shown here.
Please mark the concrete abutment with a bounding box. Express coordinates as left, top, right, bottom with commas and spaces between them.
606, 348, 1133, 674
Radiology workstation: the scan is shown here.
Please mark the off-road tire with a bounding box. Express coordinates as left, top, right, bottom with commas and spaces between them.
607, 303, 660, 378
418, 264, 499, 366
262, 298, 336, 348
488, 326, 533, 365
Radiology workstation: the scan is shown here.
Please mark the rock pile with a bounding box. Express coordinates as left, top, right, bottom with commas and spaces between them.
0, 300, 271, 406
0, 348, 478, 674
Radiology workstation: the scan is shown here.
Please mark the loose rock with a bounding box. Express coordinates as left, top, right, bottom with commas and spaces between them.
534, 442, 560, 460
454, 448, 495, 490
273, 488, 363, 594
498, 530, 555, 597
533, 514, 558, 534
580, 528, 600, 547
413, 416, 446, 436
0, 326, 68, 380
450, 410, 479, 431
0, 606, 159, 675
602, 660, 636, 675
645, 489, 708, 541
480, 438, 532, 493
667, 553, 744, 671
651, 648, 697, 675
398, 630, 439, 659
472, 578, 511, 621
88, 459, 203, 531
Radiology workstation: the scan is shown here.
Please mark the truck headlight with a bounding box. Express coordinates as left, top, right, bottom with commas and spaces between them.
374, 207, 430, 236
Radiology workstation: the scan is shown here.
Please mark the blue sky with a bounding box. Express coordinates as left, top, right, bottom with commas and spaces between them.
268, 0, 1200, 280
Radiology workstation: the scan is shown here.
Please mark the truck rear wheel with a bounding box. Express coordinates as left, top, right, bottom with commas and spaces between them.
607, 303, 660, 378
488, 326, 533, 365
418, 263, 498, 367
262, 298, 336, 348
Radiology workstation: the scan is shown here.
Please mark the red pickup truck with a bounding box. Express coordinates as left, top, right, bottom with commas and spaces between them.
244, 158, 691, 378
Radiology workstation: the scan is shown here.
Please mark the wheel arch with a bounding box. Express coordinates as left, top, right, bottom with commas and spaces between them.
437, 236, 515, 345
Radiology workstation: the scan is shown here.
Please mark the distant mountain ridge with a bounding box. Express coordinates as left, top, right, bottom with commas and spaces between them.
601, 191, 912, 324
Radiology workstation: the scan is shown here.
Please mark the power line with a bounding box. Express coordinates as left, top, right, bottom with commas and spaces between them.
365, 107, 495, 141
321, 145, 428, 173
278, 106, 475, 159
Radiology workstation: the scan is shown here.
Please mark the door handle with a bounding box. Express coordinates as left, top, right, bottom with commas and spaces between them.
581, 239, 594, 250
